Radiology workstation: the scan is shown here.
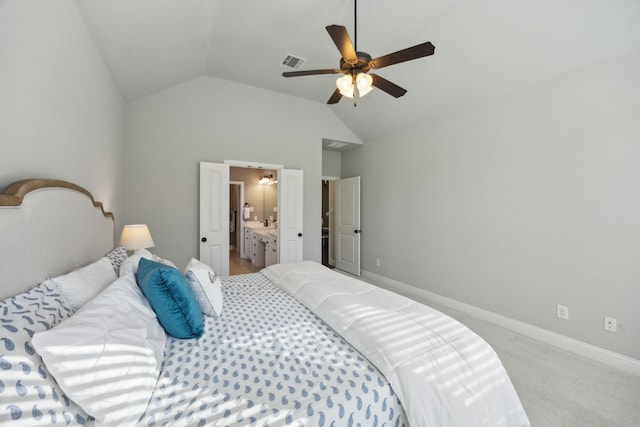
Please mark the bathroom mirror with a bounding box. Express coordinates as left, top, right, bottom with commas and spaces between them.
263, 180, 277, 222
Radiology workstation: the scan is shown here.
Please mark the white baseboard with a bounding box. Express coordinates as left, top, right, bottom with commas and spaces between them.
361, 270, 640, 377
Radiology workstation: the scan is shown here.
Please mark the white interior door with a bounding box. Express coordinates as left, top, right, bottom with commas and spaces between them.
278, 169, 304, 263
199, 162, 230, 275
335, 176, 361, 276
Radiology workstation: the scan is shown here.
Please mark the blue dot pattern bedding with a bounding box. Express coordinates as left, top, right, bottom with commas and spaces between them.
138, 273, 407, 426
0, 282, 89, 425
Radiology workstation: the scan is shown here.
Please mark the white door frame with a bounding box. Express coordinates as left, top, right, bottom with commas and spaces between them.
224, 159, 283, 170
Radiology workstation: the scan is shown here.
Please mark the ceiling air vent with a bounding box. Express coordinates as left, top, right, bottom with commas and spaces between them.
326, 141, 348, 150
281, 54, 307, 70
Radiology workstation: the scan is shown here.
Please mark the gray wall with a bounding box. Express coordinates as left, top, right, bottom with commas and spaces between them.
0, 1, 124, 227
322, 150, 342, 177
342, 50, 640, 359
124, 75, 360, 269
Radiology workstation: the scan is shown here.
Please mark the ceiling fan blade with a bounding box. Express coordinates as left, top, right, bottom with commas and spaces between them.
327, 88, 343, 104
326, 25, 357, 63
370, 74, 407, 98
369, 42, 435, 70
282, 69, 341, 78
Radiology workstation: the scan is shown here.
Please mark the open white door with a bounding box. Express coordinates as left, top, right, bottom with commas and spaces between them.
199, 162, 230, 275
335, 176, 360, 276
278, 169, 304, 263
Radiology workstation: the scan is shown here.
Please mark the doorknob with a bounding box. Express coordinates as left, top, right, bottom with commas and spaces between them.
201, 237, 207, 242
354, 229, 361, 234
297, 233, 303, 237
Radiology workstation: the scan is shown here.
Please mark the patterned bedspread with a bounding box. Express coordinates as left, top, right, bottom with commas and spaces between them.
137, 273, 407, 427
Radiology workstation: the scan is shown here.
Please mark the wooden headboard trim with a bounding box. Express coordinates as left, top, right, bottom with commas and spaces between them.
0, 178, 113, 220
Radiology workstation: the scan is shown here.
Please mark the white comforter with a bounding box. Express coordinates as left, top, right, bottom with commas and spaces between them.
261, 262, 530, 427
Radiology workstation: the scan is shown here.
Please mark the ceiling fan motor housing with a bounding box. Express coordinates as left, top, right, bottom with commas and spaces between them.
340, 52, 372, 75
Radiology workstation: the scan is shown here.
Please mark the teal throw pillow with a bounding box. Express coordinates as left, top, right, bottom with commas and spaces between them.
136, 257, 204, 339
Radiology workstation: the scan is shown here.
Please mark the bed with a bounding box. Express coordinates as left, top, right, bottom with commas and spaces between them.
0, 179, 530, 427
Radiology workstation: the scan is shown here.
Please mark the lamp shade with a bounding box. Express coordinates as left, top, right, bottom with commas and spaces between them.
119, 224, 155, 250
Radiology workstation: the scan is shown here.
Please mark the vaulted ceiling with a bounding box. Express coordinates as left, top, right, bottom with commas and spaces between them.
76, 0, 640, 142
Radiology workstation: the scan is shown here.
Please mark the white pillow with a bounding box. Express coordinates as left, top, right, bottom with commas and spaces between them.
48, 256, 117, 310
119, 248, 176, 276
119, 248, 153, 276
32, 274, 166, 427
185, 258, 223, 317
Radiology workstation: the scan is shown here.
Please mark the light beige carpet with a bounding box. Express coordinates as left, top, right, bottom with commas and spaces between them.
427, 304, 640, 427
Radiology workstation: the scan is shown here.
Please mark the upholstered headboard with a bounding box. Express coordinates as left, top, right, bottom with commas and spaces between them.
0, 179, 114, 300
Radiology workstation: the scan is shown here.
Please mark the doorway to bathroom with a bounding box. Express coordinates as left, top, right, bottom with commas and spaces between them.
199, 161, 304, 276
229, 180, 255, 275
229, 167, 278, 275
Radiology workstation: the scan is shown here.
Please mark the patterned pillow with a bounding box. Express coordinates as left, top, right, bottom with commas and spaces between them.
104, 246, 127, 275
184, 258, 223, 317
0, 282, 90, 425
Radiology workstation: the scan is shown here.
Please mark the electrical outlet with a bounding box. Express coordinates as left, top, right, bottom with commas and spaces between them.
375, 258, 381, 267
604, 316, 617, 332
556, 304, 569, 320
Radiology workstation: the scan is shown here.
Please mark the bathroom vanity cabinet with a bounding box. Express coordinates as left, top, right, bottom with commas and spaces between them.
243, 224, 278, 267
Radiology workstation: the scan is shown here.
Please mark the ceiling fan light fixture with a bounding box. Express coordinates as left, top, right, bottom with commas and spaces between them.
356, 72, 373, 96
336, 73, 372, 98
281, 0, 434, 104
336, 75, 354, 97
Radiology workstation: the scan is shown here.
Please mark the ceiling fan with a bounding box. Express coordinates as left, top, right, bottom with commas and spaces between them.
282, 0, 435, 105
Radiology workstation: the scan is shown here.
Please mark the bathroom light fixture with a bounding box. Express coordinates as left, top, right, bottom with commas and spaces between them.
119, 224, 155, 251
258, 174, 277, 185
